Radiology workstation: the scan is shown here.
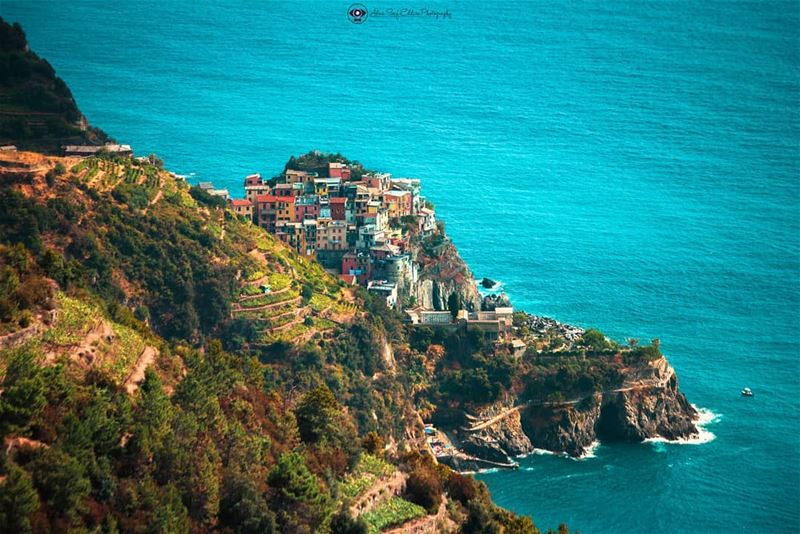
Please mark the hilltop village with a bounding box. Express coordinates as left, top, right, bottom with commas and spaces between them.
220, 159, 433, 308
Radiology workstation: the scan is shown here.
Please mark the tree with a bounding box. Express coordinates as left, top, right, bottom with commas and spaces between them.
128, 368, 172, 462
219, 475, 276, 534
294, 385, 343, 446
447, 291, 462, 319
580, 329, 609, 352
29, 447, 90, 519
0, 348, 46, 438
267, 452, 331, 531
404, 466, 442, 513
330, 508, 368, 534
446, 472, 477, 505
149, 484, 190, 534
0, 462, 40, 533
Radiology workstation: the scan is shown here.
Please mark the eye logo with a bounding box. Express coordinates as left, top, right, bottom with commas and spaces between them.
347, 3, 368, 24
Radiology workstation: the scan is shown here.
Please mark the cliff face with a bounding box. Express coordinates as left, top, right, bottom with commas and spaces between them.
449, 357, 699, 461
411, 240, 480, 311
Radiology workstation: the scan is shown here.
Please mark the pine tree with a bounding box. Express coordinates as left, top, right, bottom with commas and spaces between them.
0, 462, 40, 534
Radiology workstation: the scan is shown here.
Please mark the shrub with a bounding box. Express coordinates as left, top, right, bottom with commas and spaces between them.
404, 466, 442, 513
446, 472, 477, 505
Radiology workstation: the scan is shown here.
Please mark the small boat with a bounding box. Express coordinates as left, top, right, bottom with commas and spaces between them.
741, 387, 753, 397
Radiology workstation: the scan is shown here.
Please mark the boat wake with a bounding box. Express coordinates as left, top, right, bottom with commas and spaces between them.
645, 406, 720, 446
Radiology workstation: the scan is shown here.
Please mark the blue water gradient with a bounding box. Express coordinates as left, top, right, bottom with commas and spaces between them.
3, 1, 798, 531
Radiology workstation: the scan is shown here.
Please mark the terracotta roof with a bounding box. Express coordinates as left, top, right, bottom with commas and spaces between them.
256, 194, 280, 203
329, 197, 348, 204
339, 274, 357, 285
230, 199, 252, 207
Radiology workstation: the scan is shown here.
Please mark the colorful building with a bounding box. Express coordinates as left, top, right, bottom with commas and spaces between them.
229, 198, 253, 219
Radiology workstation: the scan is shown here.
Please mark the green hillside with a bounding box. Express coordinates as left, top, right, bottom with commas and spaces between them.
0, 18, 109, 153
0, 150, 549, 533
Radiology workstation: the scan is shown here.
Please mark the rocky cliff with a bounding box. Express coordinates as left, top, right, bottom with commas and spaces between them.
447, 357, 699, 463
411, 239, 480, 311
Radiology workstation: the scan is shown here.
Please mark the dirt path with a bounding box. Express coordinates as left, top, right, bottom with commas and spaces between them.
149, 189, 163, 205
264, 307, 310, 334
351, 471, 408, 516
233, 295, 301, 313
464, 375, 672, 432
239, 286, 290, 301
124, 346, 157, 395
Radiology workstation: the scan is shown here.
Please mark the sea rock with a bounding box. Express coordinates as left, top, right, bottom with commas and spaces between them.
481, 277, 497, 289
481, 293, 511, 311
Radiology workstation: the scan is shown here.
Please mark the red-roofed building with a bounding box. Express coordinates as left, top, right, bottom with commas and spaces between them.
341, 251, 371, 285
329, 196, 348, 221
275, 196, 296, 225
229, 198, 253, 220
338, 274, 357, 285
255, 195, 280, 232
244, 173, 262, 186
295, 196, 320, 222
274, 183, 303, 198
328, 162, 352, 181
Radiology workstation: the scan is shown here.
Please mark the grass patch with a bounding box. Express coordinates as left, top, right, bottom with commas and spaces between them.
42, 294, 96, 346
97, 323, 146, 383
361, 497, 426, 533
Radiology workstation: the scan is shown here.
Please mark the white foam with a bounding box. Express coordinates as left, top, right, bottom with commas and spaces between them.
475, 278, 503, 293
465, 467, 499, 475
645, 406, 720, 446
517, 448, 557, 459
571, 440, 600, 460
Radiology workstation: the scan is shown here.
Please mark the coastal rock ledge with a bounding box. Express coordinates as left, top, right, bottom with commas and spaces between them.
446, 357, 699, 463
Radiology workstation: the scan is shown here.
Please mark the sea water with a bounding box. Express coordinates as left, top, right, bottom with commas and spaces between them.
3, 1, 798, 532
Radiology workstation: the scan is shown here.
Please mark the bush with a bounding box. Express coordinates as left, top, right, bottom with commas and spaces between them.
301, 282, 314, 302
404, 467, 442, 513
446, 472, 477, 505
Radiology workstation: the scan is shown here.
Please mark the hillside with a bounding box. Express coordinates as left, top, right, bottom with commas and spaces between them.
0, 18, 109, 153
0, 149, 554, 533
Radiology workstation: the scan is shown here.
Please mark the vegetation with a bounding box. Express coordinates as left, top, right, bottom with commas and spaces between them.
360, 497, 426, 534
0, 67, 573, 531
0, 18, 109, 152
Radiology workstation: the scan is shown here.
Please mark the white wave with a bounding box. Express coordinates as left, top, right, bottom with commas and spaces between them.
571, 440, 600, 460
464, 467, 500, 475
516, 448, 557, 458
475, 278, 503, 293
645, 406, 720, 446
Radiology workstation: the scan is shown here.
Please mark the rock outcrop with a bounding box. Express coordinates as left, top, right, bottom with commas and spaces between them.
447, 357, 699, 463
411, 240, 480, 311
481, 293, 512, 311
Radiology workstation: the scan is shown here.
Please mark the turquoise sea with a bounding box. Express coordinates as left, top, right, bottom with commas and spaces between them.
3, 1, 799, 532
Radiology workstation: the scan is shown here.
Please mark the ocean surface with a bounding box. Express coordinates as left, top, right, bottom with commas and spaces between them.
3, 1, 799, 532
